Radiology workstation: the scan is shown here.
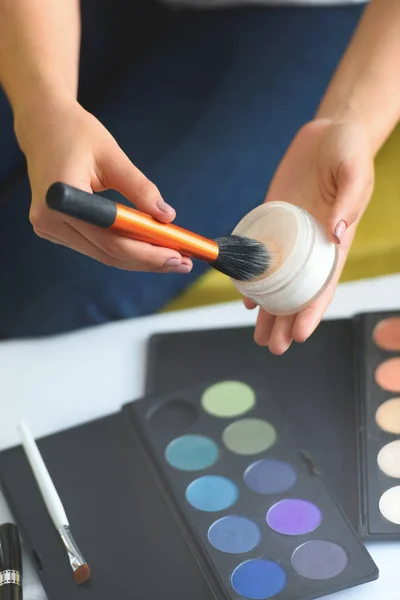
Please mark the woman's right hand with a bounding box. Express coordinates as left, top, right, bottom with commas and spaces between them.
14, 97, 192, 274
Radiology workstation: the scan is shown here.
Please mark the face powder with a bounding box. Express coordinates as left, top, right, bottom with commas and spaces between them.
230, 202, 338, 315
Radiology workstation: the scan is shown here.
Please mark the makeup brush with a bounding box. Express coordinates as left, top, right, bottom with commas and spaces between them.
19, 421, 90, 585
46, 182, 271, 281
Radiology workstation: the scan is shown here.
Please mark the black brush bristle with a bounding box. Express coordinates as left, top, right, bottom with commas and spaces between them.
211, 235, 271, 281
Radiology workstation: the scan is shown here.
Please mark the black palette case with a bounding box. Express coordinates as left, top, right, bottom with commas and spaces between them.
0, 411, 218, 600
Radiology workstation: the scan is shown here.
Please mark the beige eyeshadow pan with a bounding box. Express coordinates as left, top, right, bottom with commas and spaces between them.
375, 358, 400, 392
379, 486, 400, 525
373, 317, 400, 351
375, 399, 400, 434
377, 441, 400, 479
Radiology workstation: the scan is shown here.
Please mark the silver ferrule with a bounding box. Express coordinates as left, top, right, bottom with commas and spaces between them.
58, 526, 86, 572
0, 570, 22, 587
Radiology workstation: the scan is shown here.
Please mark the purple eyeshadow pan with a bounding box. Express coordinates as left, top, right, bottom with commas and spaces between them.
267, 499, 322, 536
291, 541, 349, 580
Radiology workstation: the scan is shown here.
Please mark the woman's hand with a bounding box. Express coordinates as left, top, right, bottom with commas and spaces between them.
15, 97, 192, 274
245, 118, 374, 354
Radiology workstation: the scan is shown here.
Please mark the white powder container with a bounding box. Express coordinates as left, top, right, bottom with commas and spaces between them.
231, 202, 338, 315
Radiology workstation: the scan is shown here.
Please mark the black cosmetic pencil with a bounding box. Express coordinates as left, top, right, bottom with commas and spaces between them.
0, 523, 22, 600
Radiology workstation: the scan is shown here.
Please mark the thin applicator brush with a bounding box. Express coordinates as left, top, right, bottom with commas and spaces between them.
19, 421, 90, 585
46, 182, 272, 281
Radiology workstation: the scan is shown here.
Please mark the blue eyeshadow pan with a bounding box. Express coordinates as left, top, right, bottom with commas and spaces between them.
186, 475, 238, 512
244, 458, 296, 494
208, 516, 261, 554
231, 558, 286, 599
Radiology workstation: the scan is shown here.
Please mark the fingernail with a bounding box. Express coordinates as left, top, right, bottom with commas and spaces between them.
170, 264, 192, 274
333, 220, 346, 244
164, 258, 182, 268
157, 199, 175, 213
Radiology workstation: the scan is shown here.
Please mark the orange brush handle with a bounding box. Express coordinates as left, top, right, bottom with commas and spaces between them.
113, 204, 219, 261
46, 182, 219, 262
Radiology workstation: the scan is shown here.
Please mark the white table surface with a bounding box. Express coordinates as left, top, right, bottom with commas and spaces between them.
1, 273, 400, 600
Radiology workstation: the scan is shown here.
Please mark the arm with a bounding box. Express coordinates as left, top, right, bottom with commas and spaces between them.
0, 0, 190, 274
253, 0, 400, 353
0, 0, 80, 140
317, 0, 400, 154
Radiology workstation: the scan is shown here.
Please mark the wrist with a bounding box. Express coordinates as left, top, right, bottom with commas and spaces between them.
316, 96, 365, 129
316, 100, 377, 151
14, 89, 78, 155
316, 89, 400, 156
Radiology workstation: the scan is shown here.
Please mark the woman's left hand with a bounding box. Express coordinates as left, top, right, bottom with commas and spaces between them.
245, 118, 375, 354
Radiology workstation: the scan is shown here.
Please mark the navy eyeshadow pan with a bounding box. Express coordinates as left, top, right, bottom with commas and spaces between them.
128, 376, 378, 600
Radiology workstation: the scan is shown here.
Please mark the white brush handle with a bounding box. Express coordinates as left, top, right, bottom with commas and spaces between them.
19, 421, 69, 530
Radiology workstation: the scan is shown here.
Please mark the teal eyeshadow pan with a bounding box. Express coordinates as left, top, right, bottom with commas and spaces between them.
165, 434, 219, 471
129, 377, 378, 600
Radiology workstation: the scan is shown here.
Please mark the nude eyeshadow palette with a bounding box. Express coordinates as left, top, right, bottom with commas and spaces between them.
353, 311, 400, 538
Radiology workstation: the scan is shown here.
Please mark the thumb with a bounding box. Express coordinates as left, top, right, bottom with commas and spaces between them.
329, 157, 374, 245
98, 142, 176, 223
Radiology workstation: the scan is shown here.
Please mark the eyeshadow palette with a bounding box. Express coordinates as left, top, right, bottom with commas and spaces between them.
128, 376, 378, 599
354, 311, 400, 539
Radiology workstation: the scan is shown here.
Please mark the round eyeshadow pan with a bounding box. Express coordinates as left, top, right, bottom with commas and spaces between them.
231, 558, 286, 599
267, 499, 322, 536
375, 358, 400, 393
373, 317, 400, 351
244, 459, 296, 495
376, 399, 400, 434
165, 434, 219, 471
379, 486, 400, 524
201, 381, 255, 418
377, 440, 400, 478
186, 475, 238, 512
223, 419, 276, 456
208, 516, 261, 554
291, 540, 348, 580
148, 399, 198, 434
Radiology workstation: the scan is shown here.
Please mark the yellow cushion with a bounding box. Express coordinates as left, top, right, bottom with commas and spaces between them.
166, 126, 400, 312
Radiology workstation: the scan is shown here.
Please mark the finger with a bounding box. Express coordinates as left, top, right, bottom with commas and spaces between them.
64, 218, 193, 273
292, 261, 342, 343
35, 223, 142, 269
98, 142, 176, 223
331, 158, 373, 245
254, 310, 275, 347
268, 314, 296, 355
243, 297, 257, 310
36, 231, 68, 246
292, 303, 324, 344
292, 269, 338, 343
